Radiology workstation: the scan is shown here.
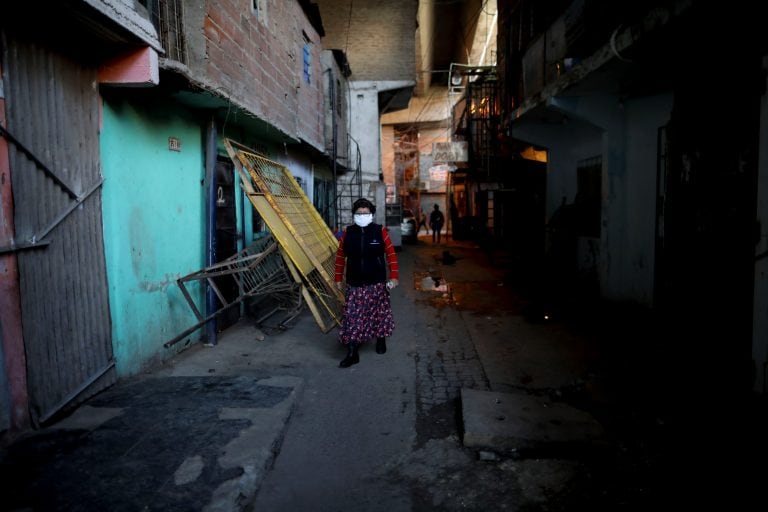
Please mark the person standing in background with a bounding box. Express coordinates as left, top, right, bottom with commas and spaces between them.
334, 198, 399, 368
416, 205, 429, 235
429, 204, 445, 244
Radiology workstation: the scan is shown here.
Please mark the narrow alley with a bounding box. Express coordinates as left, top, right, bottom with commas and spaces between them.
3, 235, 765, 511
2, 2, 768, 511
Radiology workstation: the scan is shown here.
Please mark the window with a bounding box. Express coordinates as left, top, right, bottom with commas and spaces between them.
295, 176, 307, 194
302, 34, 312, 85
147, 0, 187, 64
252, 0, 267, 24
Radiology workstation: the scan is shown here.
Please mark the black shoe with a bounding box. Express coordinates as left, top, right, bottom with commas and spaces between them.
376, 337, 387, 354
339, 343, 359, 368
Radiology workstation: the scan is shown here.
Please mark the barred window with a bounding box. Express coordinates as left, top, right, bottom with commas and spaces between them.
147, 0, 186, 64
302, 33, 312, 85
252, 0, 268, 25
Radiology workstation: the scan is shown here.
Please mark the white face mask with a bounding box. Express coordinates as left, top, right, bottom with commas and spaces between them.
354, 213, 373, 227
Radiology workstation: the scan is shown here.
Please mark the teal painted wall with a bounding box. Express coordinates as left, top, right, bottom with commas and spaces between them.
100, 97, 205, 377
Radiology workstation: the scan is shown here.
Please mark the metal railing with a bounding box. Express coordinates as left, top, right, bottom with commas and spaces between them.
163, 235, 301, 348
224, 138, 344, 332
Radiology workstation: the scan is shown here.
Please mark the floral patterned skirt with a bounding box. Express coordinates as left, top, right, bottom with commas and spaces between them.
337, 282, 395, 344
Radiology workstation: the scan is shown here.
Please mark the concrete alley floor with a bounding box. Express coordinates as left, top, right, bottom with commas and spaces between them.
2, 233, 767, 511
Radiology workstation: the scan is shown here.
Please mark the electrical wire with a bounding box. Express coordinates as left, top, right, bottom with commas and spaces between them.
344, 0, 354, 56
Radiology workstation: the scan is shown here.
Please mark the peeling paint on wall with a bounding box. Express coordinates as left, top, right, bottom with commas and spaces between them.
100, 96, 205, 377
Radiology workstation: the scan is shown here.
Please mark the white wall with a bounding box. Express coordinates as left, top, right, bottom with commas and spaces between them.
622, 94, 673, 304
513, 92, 674, 307
547, 126, 603, 220
349, 80, 414, 188
350, 82, 385, 184
511, 116, 601, 219
277, 150, 314, 201
545, 94, 671, 305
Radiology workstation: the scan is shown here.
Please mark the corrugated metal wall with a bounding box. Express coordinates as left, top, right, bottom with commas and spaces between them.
2, 33, 115, 425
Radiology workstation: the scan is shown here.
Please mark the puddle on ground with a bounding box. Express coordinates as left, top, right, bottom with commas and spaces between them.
420, 276, 448, 292
414, 271, 453, 308
414, 271, 449, 292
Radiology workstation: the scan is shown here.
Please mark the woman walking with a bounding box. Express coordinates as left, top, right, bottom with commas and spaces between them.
334, 198, 399, 368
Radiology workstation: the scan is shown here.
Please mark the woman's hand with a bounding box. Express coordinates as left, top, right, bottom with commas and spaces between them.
386, 279, 399, 290
336, 281, 345, 291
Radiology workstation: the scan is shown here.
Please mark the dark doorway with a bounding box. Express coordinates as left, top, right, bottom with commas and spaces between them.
214, 157, 240, 331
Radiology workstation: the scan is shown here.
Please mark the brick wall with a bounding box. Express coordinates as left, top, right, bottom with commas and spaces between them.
201, 0, 324, 149
316, 0, 417, 82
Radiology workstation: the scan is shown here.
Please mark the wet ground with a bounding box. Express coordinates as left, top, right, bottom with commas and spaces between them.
398, 236, 768, 511
3, 234, 766, 511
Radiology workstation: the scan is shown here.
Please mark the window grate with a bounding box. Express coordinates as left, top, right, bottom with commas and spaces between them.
303, 41, 312, 85
149, 0, 187, 64
224, 138, 343, 333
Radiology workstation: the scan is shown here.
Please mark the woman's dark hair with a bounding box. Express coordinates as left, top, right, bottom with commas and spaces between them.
352, 197, 376, 214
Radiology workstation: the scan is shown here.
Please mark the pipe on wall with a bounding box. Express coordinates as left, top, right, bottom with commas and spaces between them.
204, 117, 218, 346
328, 68, 339, 229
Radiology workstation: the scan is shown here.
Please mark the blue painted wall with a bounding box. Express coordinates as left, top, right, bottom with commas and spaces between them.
100, 97, 206, 377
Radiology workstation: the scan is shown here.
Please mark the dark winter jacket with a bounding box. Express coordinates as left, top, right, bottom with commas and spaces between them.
342, 223, 387, 286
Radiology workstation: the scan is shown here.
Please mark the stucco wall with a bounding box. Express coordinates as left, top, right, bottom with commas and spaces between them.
276, 150, 315, 201
380, 125, 395, 187
350, 82, 384, 183
100, 97, 205, 377
321, 50, 350, 168
511, 92, 674, 307
621, 94, 672, 305
512, 118, 601, 220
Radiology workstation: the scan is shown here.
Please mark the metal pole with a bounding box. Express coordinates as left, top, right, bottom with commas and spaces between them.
205, 117, 218, 345
332, 73, 339, 230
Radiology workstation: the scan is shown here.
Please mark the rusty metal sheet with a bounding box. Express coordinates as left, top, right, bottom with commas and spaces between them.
3, 33, 115, 425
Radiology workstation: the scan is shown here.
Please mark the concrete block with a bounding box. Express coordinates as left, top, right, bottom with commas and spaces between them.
461, 388, 604, 452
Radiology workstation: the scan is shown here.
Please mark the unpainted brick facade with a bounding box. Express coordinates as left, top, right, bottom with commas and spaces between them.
316, 0, 418, 82
196, 0, 324, 150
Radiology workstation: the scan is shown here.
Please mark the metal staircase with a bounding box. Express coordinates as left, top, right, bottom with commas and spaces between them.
335, 137, 363, 228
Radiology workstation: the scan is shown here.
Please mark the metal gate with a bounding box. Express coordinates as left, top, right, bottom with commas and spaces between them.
224, 139, 344, 332
163, 234, 303, 348
1, 33, 115, 425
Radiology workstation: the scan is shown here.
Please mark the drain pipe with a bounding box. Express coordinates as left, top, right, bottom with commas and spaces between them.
204, 117, 218, 346
329, 68, 339, 229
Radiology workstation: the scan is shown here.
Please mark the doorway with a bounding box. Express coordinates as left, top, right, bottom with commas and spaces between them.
214, 157, 240, 331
